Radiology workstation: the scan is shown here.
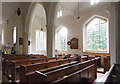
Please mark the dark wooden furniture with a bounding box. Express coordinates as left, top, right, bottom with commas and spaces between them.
101, 64, 120, 83
103, 56, 110, 73
30, 54, 47, 58
10, 57, 65, 82
2, 54, 65, 82
21, 58, 98, 83
95, 55, 101, 67
20, 58, 77, 83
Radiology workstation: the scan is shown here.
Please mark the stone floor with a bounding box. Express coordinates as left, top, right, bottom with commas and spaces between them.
94, 68, 105, 83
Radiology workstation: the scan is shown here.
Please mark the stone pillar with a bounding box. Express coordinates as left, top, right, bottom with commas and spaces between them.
46, 25, 55, 57
116, 2, 120, 64
108, 2, 120, 65
0, 25, 2, 51
44, 2, 58, 57
16, 15, 24, 54
108, 3, 118, 65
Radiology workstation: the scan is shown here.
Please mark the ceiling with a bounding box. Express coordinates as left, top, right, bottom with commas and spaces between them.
0, 2, 2, 24
59, 2, 112, 14
2, 2, 22, 24
0, 1, 114, 25
60, 2, 91, 14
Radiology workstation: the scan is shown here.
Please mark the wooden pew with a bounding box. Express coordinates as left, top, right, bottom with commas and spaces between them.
81, 56, 88, 62
29, 58, 97, 83
46, 58, 57, 62
103, 56, 110, 73
29, 54, 47, 58
3, 56, 60, 76
10, 57, 65, 82
5, 56, 79, 82
95, 55, 101, 67
56, 57, 64, 60
2, 56, 35, 70
39, 61, 78, 73
20, 58, 77, 83
101, 64, 119, 83
54, 64, 96, 84
2, 55, 35, 79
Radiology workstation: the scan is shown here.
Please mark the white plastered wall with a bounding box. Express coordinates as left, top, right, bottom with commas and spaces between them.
56, 2, 111, 56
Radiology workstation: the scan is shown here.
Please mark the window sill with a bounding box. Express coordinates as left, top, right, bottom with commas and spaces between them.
83, 50, 110, 56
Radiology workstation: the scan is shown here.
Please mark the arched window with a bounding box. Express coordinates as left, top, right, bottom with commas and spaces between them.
36, 30, 46, 51
13, 26, 16, 44
2, 29, 4, 44
83, 16, 109, 53
55, 26, 68, 51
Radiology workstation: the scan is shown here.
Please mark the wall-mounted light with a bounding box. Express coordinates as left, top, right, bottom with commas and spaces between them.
17, 8, 21, 16
41, 28, 43, 31
7, 20, 9, 25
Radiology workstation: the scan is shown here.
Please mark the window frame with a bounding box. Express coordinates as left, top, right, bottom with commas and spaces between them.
36, 30, 46, 51
55, 26, 68, 51
57, 10, 63, 18
13, 26, 17, 44
2, 29, 4, 44
83, 16, 109, 54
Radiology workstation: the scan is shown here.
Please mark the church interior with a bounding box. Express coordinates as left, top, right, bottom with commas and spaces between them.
0, 0, 120, 83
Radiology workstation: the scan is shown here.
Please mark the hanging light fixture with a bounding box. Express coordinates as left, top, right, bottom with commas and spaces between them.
77, 0, 80, 21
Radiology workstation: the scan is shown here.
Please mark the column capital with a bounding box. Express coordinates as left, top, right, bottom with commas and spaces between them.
46, 24, 57, 30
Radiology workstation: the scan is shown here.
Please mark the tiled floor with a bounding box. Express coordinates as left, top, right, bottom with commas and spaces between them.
97, 73, 104, 81
95, 68, 105, 82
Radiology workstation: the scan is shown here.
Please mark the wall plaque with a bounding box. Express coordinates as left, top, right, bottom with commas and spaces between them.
19, 37, 23, 45
70, 38, 78, 49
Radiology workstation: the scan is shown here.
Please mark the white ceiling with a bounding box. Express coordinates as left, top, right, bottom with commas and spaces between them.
60, 2, 91, 14
2, 2, 22, 24
59, 2, 112, 14
0, 2, 2, 25
1, 2, 113, 25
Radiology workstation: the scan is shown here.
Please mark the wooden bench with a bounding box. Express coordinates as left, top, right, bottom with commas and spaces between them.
29, 54, 47, 58
27, 58, 97, 83
100, 64, 119, 83
10, 57, 65, 82
2, 55, 35, 78
3, 56, 63, 76
53, 64, 96, 83
2, 55, 41, 73
20, 58, 77, 83
103, 56, 110, 73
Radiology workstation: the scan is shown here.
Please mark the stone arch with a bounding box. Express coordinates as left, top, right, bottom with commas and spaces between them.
24, 2, 58, 56
24, 2, 46, 54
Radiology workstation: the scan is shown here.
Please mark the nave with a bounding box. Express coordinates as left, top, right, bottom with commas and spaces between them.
0, 1, 120, 83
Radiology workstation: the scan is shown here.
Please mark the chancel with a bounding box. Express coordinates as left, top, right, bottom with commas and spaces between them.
0, 0, 120, 83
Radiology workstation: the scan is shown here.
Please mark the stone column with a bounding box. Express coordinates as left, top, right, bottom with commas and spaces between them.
108, 2, 119, 65
116, 2, 120, 64
44, 2, 58, 57
46, 25, 55, 57
16, 15, 24, 54
0, 2, 2, 83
